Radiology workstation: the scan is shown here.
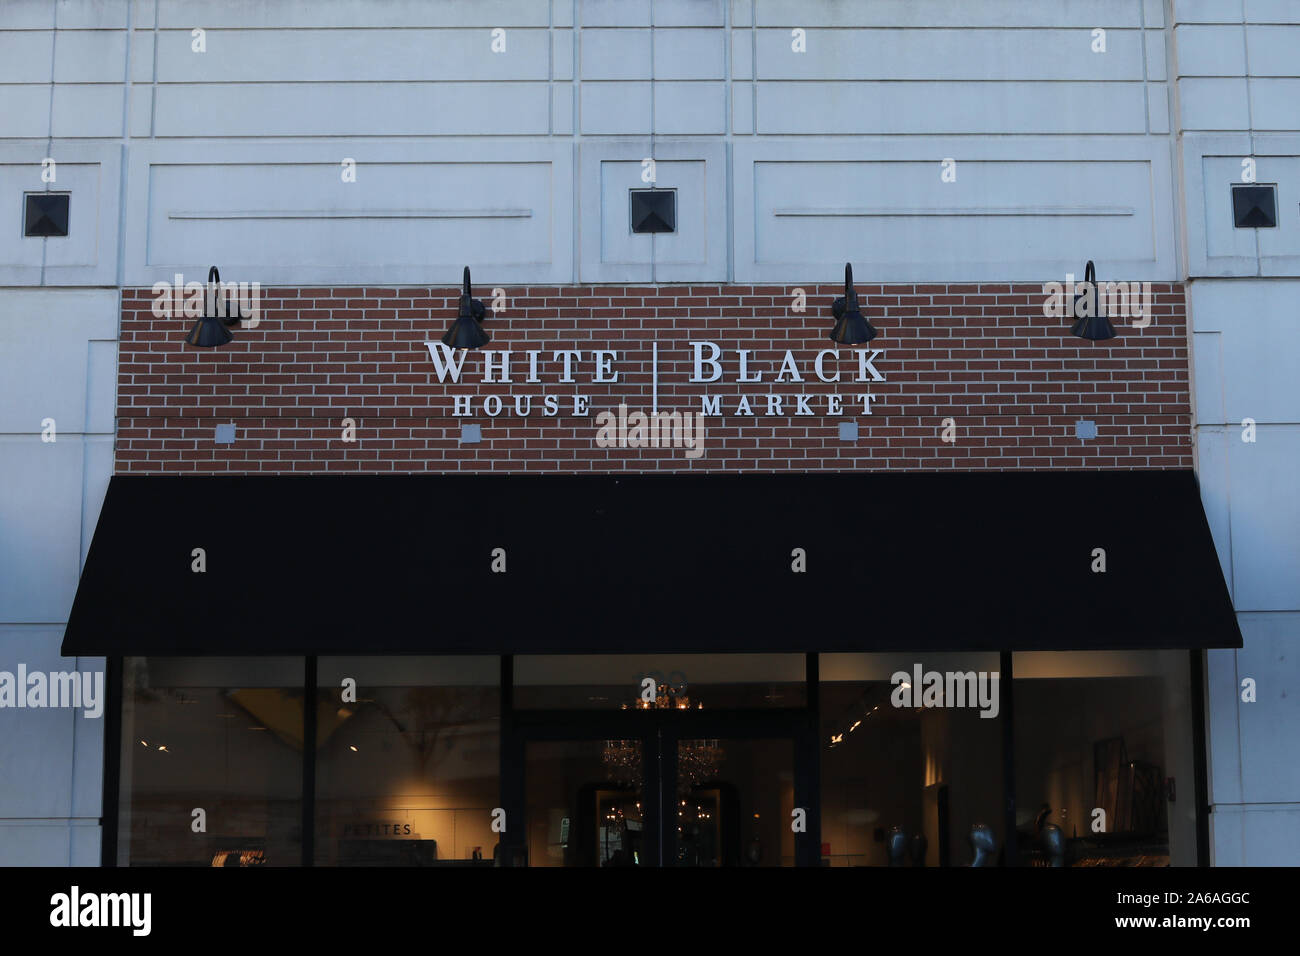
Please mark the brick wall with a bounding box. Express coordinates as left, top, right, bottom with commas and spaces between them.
116, 283, 1191, 473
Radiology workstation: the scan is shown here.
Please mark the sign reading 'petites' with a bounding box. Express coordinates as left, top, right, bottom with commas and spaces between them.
423, 340, 886, 419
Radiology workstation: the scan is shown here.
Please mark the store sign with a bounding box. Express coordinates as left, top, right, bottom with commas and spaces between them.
340, 822, 413, 838
423, 340, 887, 419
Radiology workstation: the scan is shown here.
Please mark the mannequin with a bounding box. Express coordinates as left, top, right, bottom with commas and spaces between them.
969, 823, 997, 866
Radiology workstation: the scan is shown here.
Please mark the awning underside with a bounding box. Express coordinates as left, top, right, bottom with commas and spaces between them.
61, 471, 1243, 656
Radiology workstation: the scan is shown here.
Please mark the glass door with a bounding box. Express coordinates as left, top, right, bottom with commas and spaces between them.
669, 736, 796, 867
522, 728, 799, 867
512, 654, 814, 867
525, 736, 657, 867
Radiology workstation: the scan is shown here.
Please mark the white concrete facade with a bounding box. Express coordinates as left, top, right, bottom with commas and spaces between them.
1171, 0, 1300, 866
0, 0, 1294, 865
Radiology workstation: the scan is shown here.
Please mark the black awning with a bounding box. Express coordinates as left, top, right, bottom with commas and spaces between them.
61, 471, 1242, 656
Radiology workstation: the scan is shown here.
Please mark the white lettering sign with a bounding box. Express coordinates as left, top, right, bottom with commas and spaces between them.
426, 339, 889, 421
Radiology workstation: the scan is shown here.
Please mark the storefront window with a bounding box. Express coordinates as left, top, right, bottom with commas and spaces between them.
514, 654, 806, 709
117, 657, 305, 866
113, 650, 1198, 867
1011, 651, 1195, 866
314, 656, 500, 865
820, 653, 1004, 866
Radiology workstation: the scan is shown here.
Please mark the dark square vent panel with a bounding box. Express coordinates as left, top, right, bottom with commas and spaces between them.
1231, 184, 1277, 228
630, 189, 676, 234
24, 193, 70, 237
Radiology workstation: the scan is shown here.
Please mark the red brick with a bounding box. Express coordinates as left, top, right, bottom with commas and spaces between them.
112, 283, 1192, 474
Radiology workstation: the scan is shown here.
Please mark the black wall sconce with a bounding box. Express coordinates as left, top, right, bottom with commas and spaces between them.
441, 266, 491, 350
829, 262, 877, 345
1069, 260, 1116, 341
184, 266, 252, 348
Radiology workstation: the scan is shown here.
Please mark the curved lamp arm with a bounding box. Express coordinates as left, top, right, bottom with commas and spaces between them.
844, 262, 859, 311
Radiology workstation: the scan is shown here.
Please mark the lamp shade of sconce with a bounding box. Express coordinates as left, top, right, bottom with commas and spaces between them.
441, 266, 491, 350
829, 262, 877, 346
184, 266, 247, 348
1069, 260, 1117, 341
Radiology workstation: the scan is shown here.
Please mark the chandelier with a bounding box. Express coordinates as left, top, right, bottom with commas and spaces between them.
602, 684, 723, 795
